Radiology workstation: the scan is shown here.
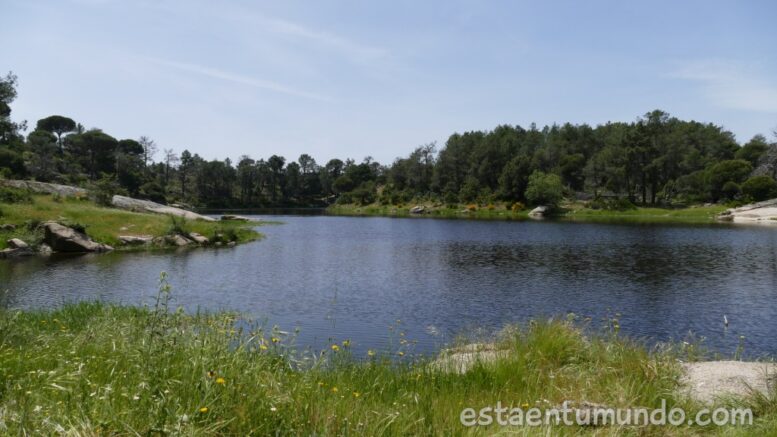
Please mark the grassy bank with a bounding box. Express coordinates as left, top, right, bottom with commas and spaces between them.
0, 193, 261, 251
0, 280, 772, 435
327, 202, 728, 224
327, 203, 530, 220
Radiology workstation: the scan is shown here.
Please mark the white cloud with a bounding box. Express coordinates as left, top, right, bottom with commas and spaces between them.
672, 60, 777, 113
143, 57, 331, 101
195, 3, 389, 65
259, 15, 388, 62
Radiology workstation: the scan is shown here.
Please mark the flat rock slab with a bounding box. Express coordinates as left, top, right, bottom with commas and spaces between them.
220, 215, 251, 221
719, 198, 777, 223
112, 195, 215, 221
431, 343, 507, 374
0, 179, 88, 197
681, 361, 777, 403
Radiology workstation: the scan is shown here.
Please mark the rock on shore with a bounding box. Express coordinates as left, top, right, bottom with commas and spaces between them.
718, 198, 777, 223
528, 205, 549, 218
43, 222, 113, 253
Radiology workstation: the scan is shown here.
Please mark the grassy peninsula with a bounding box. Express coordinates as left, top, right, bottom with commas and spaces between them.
0, 278, 773, 435
0, 189, 261, 251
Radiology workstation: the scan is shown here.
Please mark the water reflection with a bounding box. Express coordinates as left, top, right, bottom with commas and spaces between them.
2, 216, 777, 357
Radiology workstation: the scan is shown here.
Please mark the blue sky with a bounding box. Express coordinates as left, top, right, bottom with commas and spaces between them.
3, 0, 776, 164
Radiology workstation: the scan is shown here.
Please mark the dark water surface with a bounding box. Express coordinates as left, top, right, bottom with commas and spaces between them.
2, 215, 777, 357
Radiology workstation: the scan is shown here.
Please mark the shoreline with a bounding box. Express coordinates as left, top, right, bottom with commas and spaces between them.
0, 193, 263, 256
326, 202, 729, 225
1, 300, 774, 434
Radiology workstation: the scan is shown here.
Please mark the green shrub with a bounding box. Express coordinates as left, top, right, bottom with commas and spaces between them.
139, 181, 167, 204
90, 176, 125, 206
609, 197, 637, 211
589, 197, 636, 211
212, 226, 238, 243
335, 192, 352, 204
721, 181, 741, 201
525, 171, 563, 207
166, 215, 189, 235
741, 175, 777, 202
0, 186, 32, 204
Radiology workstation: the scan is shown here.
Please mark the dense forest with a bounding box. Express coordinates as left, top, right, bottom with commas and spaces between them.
2, 72, 777, 209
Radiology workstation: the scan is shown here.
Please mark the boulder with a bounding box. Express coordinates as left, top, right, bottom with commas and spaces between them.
7, 238, 28, 249
165, 234, 192, 247
221, 215, 251, 221
42, 222, 113, 253
118, 235, 153, 246
409, 205, 425, 214
528, 205, 549, 218
0, 247, 34, 258
187, 232, 209, 245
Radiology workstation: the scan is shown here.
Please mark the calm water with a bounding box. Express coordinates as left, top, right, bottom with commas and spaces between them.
2, 215, 777, 357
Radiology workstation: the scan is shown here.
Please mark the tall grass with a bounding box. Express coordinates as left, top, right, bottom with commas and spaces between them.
1, 276, 772, 435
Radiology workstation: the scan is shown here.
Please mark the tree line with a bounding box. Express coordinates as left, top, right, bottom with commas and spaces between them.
2, 71, 777, 209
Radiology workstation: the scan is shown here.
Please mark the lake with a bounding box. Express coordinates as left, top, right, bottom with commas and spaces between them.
2, 215, 777, 358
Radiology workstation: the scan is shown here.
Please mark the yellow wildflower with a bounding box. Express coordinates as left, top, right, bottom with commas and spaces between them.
199, 407, 208, 413
331, 344, 340, 352
342, 340, 351, 347
271, 337, 280, 343
260, 344, 268, 351
331, 387, 338, 393
352, 391, 361, 398
398, 351, 405, 357
367, 350, 376, 357
215, 377, 225, 385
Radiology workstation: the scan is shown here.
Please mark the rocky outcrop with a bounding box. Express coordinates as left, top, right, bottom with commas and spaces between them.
112, 195, 215, 221
528, 205, 549, 218
187, 232, 209, 245
409, 205, 425, 214
718, 198, 777, 223
165, 234, 192, 247
0, 238, 34, 258
0, 179, 88, 197
1, 180, 213, 222
43, 222, 113, 253
7, 238, 28, 249
220, 215, 250, 221
118, 235, 153, 246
